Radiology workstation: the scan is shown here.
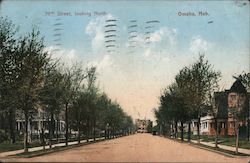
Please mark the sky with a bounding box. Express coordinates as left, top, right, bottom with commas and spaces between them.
1, 0, 249, 122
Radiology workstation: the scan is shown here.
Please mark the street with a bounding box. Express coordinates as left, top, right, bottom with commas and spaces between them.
2, 133, 250, 162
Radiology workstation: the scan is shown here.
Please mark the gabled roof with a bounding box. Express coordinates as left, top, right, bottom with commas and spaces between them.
229, 79, 247, 94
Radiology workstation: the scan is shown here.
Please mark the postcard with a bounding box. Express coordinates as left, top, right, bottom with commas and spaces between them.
0, 0, 249, 162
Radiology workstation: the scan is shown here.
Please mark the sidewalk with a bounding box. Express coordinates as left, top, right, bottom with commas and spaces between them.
0, 137, 105, 158
193, 140, 250, 155
177, 138, 250, 155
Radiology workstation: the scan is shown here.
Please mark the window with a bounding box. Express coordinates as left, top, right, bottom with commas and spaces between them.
229, 122, 235, 127
221, 122, 225, 128
203, 122, 207, 129
230, 95, 236, 100
210, 123, 214, 128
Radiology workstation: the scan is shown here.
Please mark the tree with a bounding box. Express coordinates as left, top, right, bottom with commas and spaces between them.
60, 69, 72, 146
154, 108, 163, 135
237, 72, 250, 141
61, 63, 86, 146
159, 83, 188, 141
96, 93, 112, 139
228, 79, 248, 154
15, 29, 50, 152
238, 73, 250, 91
176, 55, 221, 143
72, 91, 88, 143
146, 121, 153, 133
207, 91, 226, 148
40, 67, 64, 148
175, 67, 195, 142
154, 105, 172, 136
0, 17, 18, 143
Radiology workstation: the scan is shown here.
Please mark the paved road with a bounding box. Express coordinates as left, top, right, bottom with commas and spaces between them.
2, 133, 250, 162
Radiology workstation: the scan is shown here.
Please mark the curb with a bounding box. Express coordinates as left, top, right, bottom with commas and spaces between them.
190, 143, 235, 158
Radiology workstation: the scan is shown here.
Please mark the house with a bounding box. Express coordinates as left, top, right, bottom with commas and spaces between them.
200, 115, 227, 136
16, 108, 66, 142
191, 119, 198, 135
227, 79, 249, 136
176, 119, 198, 135
200, 79, 249, 137
200, 91, 228, 136
135, 119, 152, 133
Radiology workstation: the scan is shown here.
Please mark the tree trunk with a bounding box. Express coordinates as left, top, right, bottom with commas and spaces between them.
197, 117, 200, 143
181, 121, 184, 142
175, 121, 178, 139
9, 109, 16, 144
24, 110, 29, 152
93, 121, 96, 141
42, 110, 45, 150
65, 103, 68, 146
41, 127, 45, 150
188, 121, 191, 143
86, 121, 89, 142
225, 120, 228, 137
247, 95, 250, 141
30, 119, 32, 143
107, 128, 110, 139
77, 119, 80, 144
78, 127, 80, 144
235, 120, 239, 154
247, 118, 249, 141
112, 127, 115, 138
215, 120, 218, 148
49, 110, 54, 149
171, 123, 174, 137
56, 119, 59, 142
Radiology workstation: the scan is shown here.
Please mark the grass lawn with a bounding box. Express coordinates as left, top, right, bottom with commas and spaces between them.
0, 142, 24, 153
0, 141, 43, 153
192, 143, 250, 156
168, 136, 249, 156
181, 133, 215, 142
179, 133, 250, 149
219, 137, 250, 149
0, 136, 104, 153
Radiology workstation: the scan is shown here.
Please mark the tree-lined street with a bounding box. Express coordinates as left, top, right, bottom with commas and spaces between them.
1, 1, 250, 162
1, 134, 249, 162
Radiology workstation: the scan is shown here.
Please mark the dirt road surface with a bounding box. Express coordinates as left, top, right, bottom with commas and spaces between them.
2, 133, 250, 162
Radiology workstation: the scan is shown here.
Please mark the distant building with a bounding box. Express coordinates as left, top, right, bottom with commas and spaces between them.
135, 119, 152, 133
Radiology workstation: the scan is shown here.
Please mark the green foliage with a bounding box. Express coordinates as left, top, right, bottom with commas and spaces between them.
155, 55, 221, 137
0, 17, 134, 150
238, 72, 250, 90
175, 55, 221, 117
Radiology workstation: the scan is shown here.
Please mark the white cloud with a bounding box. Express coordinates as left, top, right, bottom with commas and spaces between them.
88, 54, 115, 72
189, 35, 211, 54
44, 46, 80, 67
85, 19, 104, 51
142, 47, 170, 63
85, 14, 115, 54
143, 48, 151, 57
149, 27, 177, 45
